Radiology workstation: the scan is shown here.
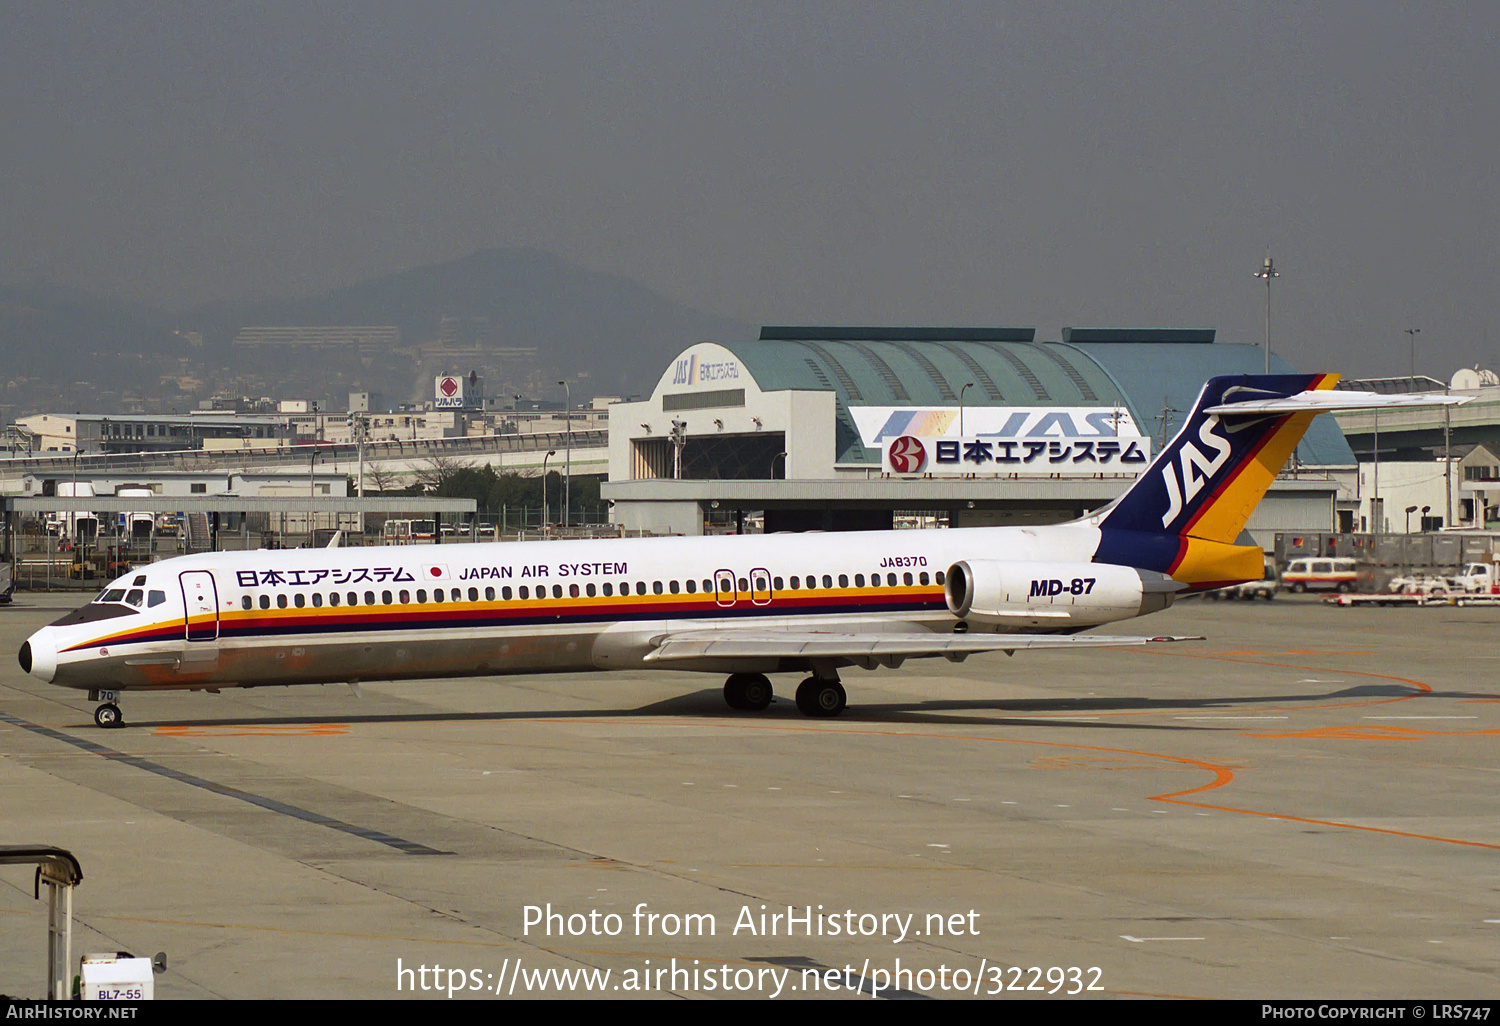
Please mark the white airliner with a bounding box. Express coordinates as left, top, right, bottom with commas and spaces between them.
18, 374, 1464, 727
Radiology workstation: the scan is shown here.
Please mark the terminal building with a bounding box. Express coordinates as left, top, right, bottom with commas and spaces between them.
14, 413, 291, 454
603, 326, 1355, 543
1333, 369, 1500, 532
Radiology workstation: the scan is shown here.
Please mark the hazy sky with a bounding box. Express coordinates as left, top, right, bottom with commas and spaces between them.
4, 2, 1497, 379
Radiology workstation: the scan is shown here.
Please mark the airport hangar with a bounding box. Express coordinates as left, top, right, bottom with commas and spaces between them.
602, 326, 1354, 545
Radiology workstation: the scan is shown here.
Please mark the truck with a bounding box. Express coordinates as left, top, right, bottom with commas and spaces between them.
1330, 559, 1500, 607
45, 482, 100, 547
1389, 562, 1500, 598
116, 488, 156, 542
382, 519, 437, 544
1206, 559, 1280, 600
1450, 561, 1500, 594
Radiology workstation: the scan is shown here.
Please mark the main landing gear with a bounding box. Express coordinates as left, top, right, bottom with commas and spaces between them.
90, 689, 123, 729
723, 673, 773, 711
721, 673, 847, 718
795, 676, 846, 718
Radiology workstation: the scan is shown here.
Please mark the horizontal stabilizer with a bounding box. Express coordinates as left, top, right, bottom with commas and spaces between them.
1091, 373, 1473, 577
1205, 390, 1472, 416
643, 630, 1201, 663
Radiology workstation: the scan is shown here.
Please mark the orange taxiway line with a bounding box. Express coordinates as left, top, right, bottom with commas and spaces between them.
558, 716, 1500, 853
153, 723, 349, 737
927, 647, 1438, 724
1115, 647, 1433, 713
1243, 725, 1500, 741
1150, 792, 1500, 852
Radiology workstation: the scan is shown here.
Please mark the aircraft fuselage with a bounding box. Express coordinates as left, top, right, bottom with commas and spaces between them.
20, 523, 1111, 695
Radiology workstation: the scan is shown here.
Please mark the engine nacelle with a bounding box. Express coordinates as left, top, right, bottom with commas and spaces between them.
944, 560, 1180, 628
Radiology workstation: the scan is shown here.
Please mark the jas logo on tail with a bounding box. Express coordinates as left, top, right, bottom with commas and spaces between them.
1160, 418, 1234, 527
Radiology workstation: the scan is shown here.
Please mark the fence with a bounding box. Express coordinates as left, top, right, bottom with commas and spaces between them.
1275, 531, 1499, 569
0, 431, 609, 479
5, 513, 650, 593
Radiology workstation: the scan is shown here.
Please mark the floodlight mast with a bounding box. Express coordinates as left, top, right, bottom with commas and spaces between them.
558, 381, 571, 528
1253, 256, 1280, 375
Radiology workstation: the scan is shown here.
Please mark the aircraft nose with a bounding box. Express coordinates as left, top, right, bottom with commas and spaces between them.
20, 630, 57, 683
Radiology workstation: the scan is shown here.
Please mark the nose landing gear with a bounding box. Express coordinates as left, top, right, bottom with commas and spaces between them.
89, 689, 124, 729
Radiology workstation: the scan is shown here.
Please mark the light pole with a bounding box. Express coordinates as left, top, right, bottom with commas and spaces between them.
309, 447, 319, 543
771, 451, 787, 479
558, 381, 571, 528
959, 382, 975, 437
351, 413, 366, 497
1159, 400, 1181, 451
669, 420, 687, 480
1444, 394, 1453, 528
70, 447, 83, 550
541, 449, 556, 531
1254, 256, 1280, 374
1405, 505, 1418, 534
1405, 328, 1421, 378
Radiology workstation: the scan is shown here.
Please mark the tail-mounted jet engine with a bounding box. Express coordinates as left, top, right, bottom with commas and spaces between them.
944, 560, 1182, 629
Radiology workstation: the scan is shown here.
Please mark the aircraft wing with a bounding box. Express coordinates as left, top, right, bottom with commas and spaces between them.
642, 630, 1200, 664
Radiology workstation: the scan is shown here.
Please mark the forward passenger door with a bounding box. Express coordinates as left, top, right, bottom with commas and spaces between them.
180, 571, 219, 642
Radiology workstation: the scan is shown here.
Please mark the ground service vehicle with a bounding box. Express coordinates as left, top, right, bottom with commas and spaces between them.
1282, 557, 1360, 593
1209, 560, 1280, 600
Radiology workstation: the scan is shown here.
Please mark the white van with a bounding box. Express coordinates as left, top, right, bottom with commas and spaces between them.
1281, 557, 1360, 593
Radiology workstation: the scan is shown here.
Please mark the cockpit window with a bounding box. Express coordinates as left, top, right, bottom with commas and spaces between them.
99, 589, 127, 603
124, 589, 144, 606
147, 590, 166, 607
133, 576, 147, 587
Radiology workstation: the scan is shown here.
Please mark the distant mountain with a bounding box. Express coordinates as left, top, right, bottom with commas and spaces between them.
0, 249, 751, 416
184, 247, 751, 398
0, 283, 185, 376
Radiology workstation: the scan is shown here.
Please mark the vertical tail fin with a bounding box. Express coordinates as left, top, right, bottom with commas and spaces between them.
1091, 373, 1339, 586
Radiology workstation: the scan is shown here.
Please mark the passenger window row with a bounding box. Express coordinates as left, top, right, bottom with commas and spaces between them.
242, 586, 488, 610
783, 571, 939, 589
234, 569, 945, 611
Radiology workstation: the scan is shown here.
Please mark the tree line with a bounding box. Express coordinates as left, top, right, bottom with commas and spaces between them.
372, 459, 605, 521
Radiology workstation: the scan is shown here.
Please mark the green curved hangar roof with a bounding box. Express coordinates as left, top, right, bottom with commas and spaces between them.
718, 327, 1354, 466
